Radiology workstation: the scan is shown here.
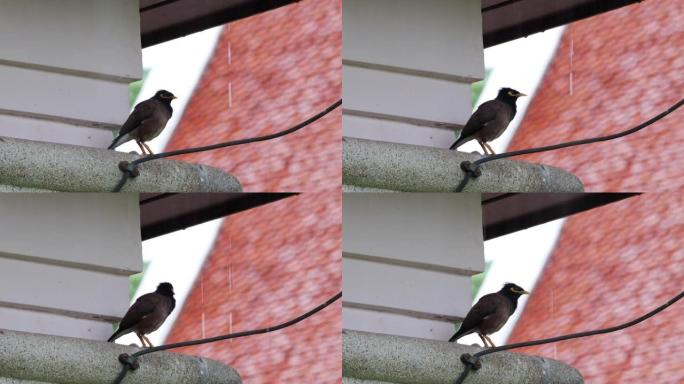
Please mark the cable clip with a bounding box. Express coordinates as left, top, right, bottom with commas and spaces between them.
460, 161, 482, 178
118, 353, 140, 370
460, 353, 481, 370
118, 161, 140, 178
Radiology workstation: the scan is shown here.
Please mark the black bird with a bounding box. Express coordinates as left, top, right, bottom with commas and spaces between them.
108, 90, 177, 155
448, 283, 529, 347
107, 282, 175, 347
449, 88, 526, 155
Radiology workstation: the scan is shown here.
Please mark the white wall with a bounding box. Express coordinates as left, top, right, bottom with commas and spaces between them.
342, 193, 484, 340
342, 0, 484, 147
0, 194, 142, 340
0, 0, 141, 147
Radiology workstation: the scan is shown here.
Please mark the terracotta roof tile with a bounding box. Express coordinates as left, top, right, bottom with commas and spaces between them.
166, 193, 341, 383
507, 1, 684, 382
164, 0, 341, 193
163, 0, 342, 381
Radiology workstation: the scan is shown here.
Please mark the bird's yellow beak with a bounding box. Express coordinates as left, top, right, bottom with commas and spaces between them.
521, 289, 530, 295
517, 93, 527, 97
172, 96, 178, 99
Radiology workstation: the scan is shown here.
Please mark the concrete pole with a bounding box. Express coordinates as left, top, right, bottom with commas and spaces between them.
0, 329, 242, 384
343, 330, 584, 384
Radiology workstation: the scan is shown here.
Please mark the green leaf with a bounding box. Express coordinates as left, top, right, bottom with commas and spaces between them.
128, 68, 150, 107
470, 261, 492, 300
471, 68, 492, 107
128, 260, 150, 300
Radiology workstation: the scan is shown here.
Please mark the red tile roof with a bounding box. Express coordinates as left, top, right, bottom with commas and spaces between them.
508, 195, 684, 383
164, 1, 341, 381
164, 0, 341, 192
165, 192, 342, 383
508, 1, 684, 192
507, 1, 684, 382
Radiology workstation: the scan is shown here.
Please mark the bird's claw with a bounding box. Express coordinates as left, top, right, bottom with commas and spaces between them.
118, 353, 140, 370
460, 353, 481, 370
460, 161, 482, 178
118, 161, 140, 178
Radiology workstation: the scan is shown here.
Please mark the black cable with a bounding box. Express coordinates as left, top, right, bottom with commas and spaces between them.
454, 96, 684, 192
112, 367, 129, 384
113, 291, 341, 384
453, 289, 684, 384
112, 99, 342, 192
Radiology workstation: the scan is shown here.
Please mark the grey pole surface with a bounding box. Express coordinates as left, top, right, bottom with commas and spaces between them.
343, 330, 584, 384
0, 136, 241, 192
0, 329, 242, 384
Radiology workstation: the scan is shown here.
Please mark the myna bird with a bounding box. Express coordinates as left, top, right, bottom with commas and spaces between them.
107, 282, 175, 347
108, 90, 177, 155
448, 282, 529, 347
449, 87, 526, 155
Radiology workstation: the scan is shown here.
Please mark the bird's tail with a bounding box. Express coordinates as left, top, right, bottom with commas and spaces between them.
108, 131, 132, 150
448, 331, 462, 342
449, 135, 470, 151
448, 324, 471, 342
107, 328, 131, 343
107, 330, 121, 343
108, 135, 123, 150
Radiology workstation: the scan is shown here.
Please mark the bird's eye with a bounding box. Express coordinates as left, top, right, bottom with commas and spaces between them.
508, 91, 515, 96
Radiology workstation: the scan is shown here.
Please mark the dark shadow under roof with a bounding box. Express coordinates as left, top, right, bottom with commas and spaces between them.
482, 0, 641, 47
139, 193, 296, 240
141, 0, 641, 48
482, 192, 639, 240
140, 0, 297, 47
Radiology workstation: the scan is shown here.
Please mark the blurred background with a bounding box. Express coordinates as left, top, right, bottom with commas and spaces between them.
121, 0, 341, 192
459, 2, 684, 382
118, 1, 342, 382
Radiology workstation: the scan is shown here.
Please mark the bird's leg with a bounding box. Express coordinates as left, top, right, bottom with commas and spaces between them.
484, 335, 496, 348
135, 141, 148, 155
142, 142, 154, 155
477, 333, 490, 348
142, 335, 154, 348
136, 332, 148, 348
477, 140, 489, 155
484, 142, 496, 155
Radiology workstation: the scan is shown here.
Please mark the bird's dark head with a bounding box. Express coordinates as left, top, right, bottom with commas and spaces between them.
500, 282, 529, 299
156, 282, 175, 297
496, 88, 526, 104
154, 90, 177, 102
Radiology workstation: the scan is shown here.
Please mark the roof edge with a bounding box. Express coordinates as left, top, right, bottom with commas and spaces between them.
141, 0, 298, 48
